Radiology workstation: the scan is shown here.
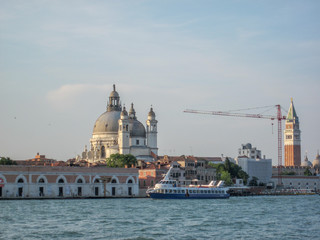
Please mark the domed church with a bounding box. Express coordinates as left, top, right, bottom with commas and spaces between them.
77, 85, 158, 163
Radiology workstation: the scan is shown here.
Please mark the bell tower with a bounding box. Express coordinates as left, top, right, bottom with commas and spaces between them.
146, 106, 158, 155
284, 98, 301, 166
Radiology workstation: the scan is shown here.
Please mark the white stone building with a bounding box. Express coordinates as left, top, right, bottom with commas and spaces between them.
0, 165, 139, 198
78, 85, 158, 163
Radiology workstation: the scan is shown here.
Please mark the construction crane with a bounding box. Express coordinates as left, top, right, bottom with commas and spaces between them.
184, 105, 286, 185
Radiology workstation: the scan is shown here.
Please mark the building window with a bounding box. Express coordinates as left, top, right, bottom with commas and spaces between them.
101, 146, 106, 158
0, 187, 2, 197
128, 179, 133, 184
128, 187, 132, 196
136, 140, 139, 145
77, 179, 83, 184
18, 187, 23, 197
112, 187, 116, 196
58, 178, 64, 184
17, 178, 24, 183
78, 187, 82, 196
94, 179, 100, 183
39, 187, 44, 196
59, 187, 63, 197
151, 180, 154, 186
111, 179, 117, 183
38, 178, 45, 183
143, 180, 146, 186
95, 187, 99, 196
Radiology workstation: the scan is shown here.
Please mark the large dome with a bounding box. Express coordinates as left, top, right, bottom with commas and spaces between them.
130, 119, 146, 137
93, 111, 121, 134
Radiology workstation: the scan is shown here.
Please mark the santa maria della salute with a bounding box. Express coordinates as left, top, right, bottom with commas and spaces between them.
76, 85, 158, 163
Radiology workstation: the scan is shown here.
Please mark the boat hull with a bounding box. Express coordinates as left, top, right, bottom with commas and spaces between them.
149, 192, 230, 199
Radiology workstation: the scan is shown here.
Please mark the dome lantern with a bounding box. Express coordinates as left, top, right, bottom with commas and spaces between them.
107, 84, 121, 112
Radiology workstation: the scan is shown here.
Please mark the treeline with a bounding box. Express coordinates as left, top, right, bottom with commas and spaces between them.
0, 157, 17, 165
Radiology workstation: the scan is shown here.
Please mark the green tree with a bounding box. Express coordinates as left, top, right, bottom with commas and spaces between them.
248, 176, 259, 186
220, 170, 233, 186
106, 154, 137, 168
0, 157, 17, 165
304, 168, 312, 176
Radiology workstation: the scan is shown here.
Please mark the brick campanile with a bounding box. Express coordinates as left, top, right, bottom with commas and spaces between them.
284, 98, 301, 166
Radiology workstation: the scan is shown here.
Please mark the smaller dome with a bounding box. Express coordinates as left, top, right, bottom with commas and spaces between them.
301, 155, 312, 167
130, 119, 146, 137
313, 152, 320, 167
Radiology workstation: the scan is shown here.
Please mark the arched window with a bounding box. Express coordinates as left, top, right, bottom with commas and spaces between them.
17, 178, 24, 183
111, 179, 117, 183
128, 179, 133, 184
58, 178, 64, 184
38, 178, 45, 183
101, 146, 106, 158
77, 179, 83, 184
94, 179, 100, 183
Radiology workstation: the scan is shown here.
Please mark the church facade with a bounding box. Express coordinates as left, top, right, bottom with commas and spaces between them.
77, 85, 158, 163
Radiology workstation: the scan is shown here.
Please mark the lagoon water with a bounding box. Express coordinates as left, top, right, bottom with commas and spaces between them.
0, 196, 319, 240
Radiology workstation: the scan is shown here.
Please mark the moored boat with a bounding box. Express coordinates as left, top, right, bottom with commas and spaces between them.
147, 167, 230, 199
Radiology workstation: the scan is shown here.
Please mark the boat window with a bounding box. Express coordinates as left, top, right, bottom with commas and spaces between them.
165, 189, 168, 193
173, 190, 176, 193
169, 189, 172, 193
197, 190, 200, 193
204, 190, 207, 194
177, 190, 180, 193
200, 190, 203, 193
182, 190, 185, 193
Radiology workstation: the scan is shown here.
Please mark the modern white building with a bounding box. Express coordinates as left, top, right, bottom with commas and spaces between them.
77, 85, 158, 163
236, 144, 272, 184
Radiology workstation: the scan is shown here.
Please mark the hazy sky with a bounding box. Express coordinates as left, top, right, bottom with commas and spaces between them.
1, 1, 319, 165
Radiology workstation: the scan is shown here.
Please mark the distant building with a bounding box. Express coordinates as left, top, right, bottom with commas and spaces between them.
238, 143, 261, 159
77, 85, 158, 163
284, 98, 301, 166
236, 144, 272, 184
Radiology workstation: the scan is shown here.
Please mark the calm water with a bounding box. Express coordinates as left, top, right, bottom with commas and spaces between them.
0, 196, 319, 240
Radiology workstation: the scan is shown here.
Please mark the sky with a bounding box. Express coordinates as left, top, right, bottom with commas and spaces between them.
1, 0, 319, 165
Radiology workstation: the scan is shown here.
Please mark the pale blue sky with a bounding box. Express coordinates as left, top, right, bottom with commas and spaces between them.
1, 1, 319, 164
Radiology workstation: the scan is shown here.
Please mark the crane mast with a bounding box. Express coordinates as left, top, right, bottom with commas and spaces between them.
184, 105, 286, 186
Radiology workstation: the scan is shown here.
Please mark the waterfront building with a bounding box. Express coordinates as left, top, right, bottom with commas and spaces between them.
77, 85, 158, 163
0, 165, 139, 198
236, 144, 272, 184
270, 175, 320, 191
284, 99, 301, 166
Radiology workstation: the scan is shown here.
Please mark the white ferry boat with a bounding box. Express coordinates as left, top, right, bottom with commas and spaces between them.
147, 167, 230, 199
